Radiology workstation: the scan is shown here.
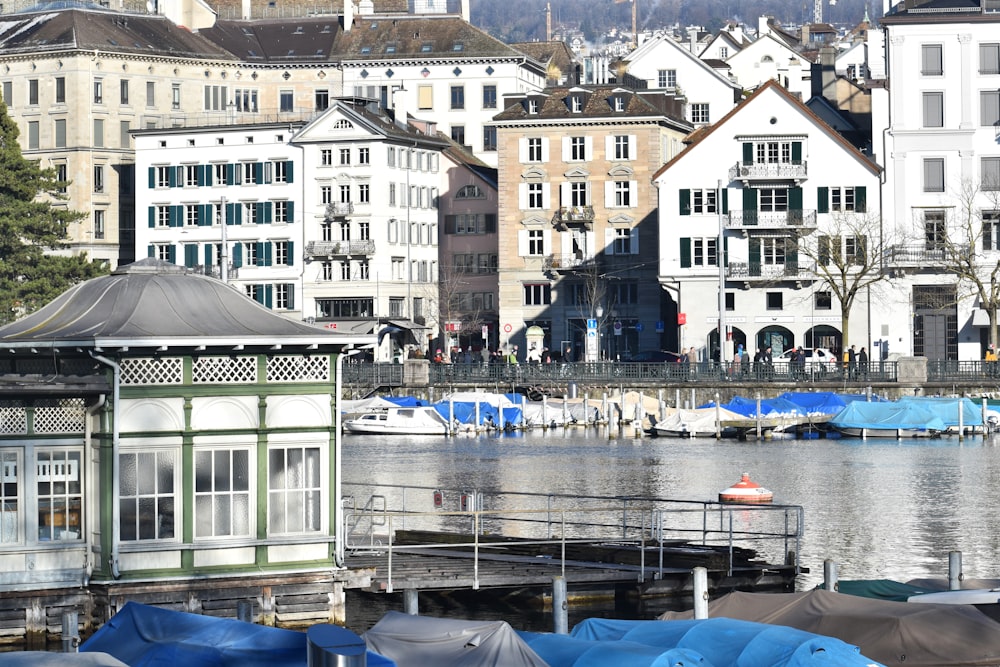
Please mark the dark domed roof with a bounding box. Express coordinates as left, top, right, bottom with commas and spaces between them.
0, 258, 372, 351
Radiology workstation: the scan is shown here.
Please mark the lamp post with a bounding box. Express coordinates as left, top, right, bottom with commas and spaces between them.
596, 305, 604, 361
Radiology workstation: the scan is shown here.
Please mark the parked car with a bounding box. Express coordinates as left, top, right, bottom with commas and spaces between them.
777, 347, 839, 374
628, 350, 684, 363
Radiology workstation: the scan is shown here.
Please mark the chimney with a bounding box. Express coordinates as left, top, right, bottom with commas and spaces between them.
392, 88, 410, 130
820, 46, 836, 100
358, 0, 373, 14
545, 2, 551, 41
758, 15, 770, 37
461, 0, 470, 22
688, 26, 698, 53
343, 0, 353, 30
241, 0, 250, 19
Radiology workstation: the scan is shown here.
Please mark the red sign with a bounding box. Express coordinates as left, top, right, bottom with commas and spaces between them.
324, 323, 337, 329
677, 313, 687, 325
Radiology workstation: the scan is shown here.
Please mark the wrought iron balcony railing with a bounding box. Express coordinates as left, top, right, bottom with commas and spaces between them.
306, 240, 376, 257
725, 209, 817, 229
726, 262, 816, 281
552, 206, 595, 225
324, 202, 354, 219
887, 245, 947, 267
729, 161, 808, 182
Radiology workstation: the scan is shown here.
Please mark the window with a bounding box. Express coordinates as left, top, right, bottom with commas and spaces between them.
25, 79, 38, 106
982, 43, 1000, 75
766, 292, 783, 310
146, 81, 155, 107
273, 201, 289, 223
387, 147, 396, 167
272, 240, 290, 266
93, 165, 105, 193
984, 157, 1000, 191
339, 184, 351, 203
55, 77, 65, 103
321, 149, 333, 166
691, 238, 718, 266
925, 210, 946, 250
692, 189, 717, 213
760, 188, 788, 212
527, 137, 542, 162
569, 182, 589, 206
921, 44, 943, 76
417, 84, 433, 110
613, 227, 634, 254
830, 187, 858, 211
268, 445, 321, 533
56, 164, 67, 193
527, 98, 539, 114
456, 184, 484, 199
924, 158, 945, 192
93, 119, 104, 148
183, 204, 197, 227
526, 229, 545, 256
984, 211, 1000, 251
719, 46, 728, 59
204, 84, 227, 111
273, 160, 289, 183
245, 203, 261, 226
194, 448, 251, 538
172, 83, 180, 110
280, 90, 293, 112
359, 183, 370, 204
483, 126, 497, 152
482, 84, 497, 109
182, 164, 197, 187
2, 81, 11, 106
982, 90, 1000, 128
234, 88, 257, 112
153, 244, 172, 261
657, 69, 677, 88
155, 205, 170, 227
614, 181, 631, 207
524, 283, 551, 305
923, 92, 944, 128
37, 449, 83, 542
120, 120, 131, 148
450, 85, 465, 110
569, 137, 585, 161
93, 79, 103, 104
690, 103, 709, 124
339, 148, 351, 166
527, 182, 543, 209
815, 291, 832, 310
27, 121, 38, 149
761, 237, 786, 265
569, 95, 582, 112
613, 135, 630, 160
120, 450, 176, 541
93, 210, 105, 239
450, 125, 465, 145
358, 147, 369, 164
242, 162, 258, 185
315, 89, 329, 111
213, 163, 226, 185
54, 119, 66, 148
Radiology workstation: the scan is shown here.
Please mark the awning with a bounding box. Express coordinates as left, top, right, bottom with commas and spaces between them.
972, 309, 990, 327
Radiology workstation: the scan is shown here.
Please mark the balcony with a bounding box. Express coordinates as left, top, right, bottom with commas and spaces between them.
726, 262, 815, 282
887, 245, 947, 268
725, 209, 817, 230
306, 240, 376, 257
552, 206, 595, 227
324, 202, 354, 219
193, 264, 239, 279
544, 253, 590, 270
729, 161, 808, 183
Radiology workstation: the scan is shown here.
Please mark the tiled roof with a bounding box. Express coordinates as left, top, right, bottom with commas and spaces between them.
199, 17, 341, 62
492, 85, 674, 122
0, 6, 234, 58
511, 40, 575, 74
334, 16, 528, 61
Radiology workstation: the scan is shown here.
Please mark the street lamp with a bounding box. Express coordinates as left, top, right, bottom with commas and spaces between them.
596, 305, 604, 361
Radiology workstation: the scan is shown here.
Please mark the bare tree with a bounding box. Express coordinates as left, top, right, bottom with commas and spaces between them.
434, 262, 488, 350
796, 210, 895, 352
936, 178, 1000, 349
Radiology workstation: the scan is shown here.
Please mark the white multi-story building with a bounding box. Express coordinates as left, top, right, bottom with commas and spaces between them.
872, 0, 1000, 360
133, 123, 305, 318
655, 80, 883, 362
292, 97, 449, 358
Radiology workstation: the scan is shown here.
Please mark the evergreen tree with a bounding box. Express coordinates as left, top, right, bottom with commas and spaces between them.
0, 101, 107, 324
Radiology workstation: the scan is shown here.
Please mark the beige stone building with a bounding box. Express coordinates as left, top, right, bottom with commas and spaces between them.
491, 86, 691, 361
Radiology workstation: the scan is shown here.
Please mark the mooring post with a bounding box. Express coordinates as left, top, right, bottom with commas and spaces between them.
958, 398, 964, 442
949, 551, 963, 590
403, 589, 419, 615
693, 567, 709, 619
553, 576, 568, 634
61, 611, 79, 653
824, 559, 838, 592
982, 398, 989, 436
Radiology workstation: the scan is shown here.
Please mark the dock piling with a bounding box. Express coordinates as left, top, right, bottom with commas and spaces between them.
823, 559, 838, 592
553, 576, 568, 634
61, 611, 79, 653
404, 589, 419, 615
949, 551, 963, 590
693, 567, 709, 619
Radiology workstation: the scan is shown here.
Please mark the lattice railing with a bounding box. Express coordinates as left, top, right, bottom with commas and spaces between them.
266, 355, 331, 383
121, 358, 184, 386
33, 399, 86, 434
192, 356, 258, 384
0, 401, 26, 435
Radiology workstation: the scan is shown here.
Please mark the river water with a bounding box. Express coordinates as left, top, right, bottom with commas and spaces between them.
342, 428, 1000, 631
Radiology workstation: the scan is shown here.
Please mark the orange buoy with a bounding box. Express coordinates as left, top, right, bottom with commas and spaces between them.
719, 472, 773, 504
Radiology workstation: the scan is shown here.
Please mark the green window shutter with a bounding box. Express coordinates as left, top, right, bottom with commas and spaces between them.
254, 162, 264, 184
167, 206, 176, 227
723, 236, 729, 266
786, 238, 798, 269
749, 237, 760, 275
184, 244, 198, 268
147, 244, 155, 258
148, 167, 155, 189
792, 142, 802, 163
742, 188, 758, 225
742, 142, 754, 165
226, 164, 235, 185
204, 244, 213, 266
287, 284, 295, 310
679, 189, 691, 215
196, 165, 205, 187
817, 187, 829, 214
263, 285, 272, 307
168, 166, 177, 188
721, 189, 729, 214
225, 202, 236, 225
263, 242, 273, 266
285, 161, 294, 183
789, 187, 803, 211
262, 202, 271, 224
167, 245, 177, 264
679, 238, 691, 268
287, 241, 294, 266
148, 207, 156, 228
234, 203, 242, 225
232, 243, 243, 268
174, 205, 184, 227
856, 186, 867, 213
286, 201, 294, 223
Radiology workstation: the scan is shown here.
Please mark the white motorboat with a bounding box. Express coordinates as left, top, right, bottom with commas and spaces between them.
343, 406, 450, 435
651, 407, 747, 438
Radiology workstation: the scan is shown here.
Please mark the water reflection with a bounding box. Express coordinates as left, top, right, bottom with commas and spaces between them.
343, 429, 1000, 630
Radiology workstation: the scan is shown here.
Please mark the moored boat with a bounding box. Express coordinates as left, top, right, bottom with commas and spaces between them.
828, 401, 946, 438
343, 406, 450, 435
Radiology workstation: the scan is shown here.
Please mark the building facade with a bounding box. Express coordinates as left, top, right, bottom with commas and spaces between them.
493, 86, 691, 361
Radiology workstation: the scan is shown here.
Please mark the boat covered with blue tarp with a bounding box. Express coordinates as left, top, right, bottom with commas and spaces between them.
896, 396, 984, 431
828, 401, 947, 437
778, 392, 882, 415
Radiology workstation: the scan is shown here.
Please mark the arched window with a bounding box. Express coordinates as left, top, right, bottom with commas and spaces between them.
455, 184, 484, 199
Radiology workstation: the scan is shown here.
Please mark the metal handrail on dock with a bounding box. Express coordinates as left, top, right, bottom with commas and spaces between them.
342, 484, 803, 592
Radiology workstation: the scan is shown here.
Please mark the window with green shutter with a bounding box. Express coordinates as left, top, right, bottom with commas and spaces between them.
679, 189, 691, 215
679, 238, 691, 267
817, 187, 829, 214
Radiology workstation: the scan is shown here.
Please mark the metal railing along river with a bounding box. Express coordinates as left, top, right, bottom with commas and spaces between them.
341, 483, 804, 592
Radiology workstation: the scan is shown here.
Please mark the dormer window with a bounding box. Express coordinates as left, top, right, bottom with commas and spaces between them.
452, 42, 464, 51
421, 43, 433, 52
456, 184, 484, 199
361, 46, 372, 54
611, 95, 625, 112
385, 43, 397, 54
569, 95, 582, 112
527, 98, 539, 114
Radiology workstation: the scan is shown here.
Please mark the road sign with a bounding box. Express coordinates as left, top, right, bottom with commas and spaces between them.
613, 321, 622, 336
587, 318, 598, 330
503, 323, 512, 333
635, 322, 644, 332
481, 325, 488, 340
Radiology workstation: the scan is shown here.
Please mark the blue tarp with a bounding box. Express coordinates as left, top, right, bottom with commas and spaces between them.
431, 401, 524, 426
519, 631, 713, 666
828, 401, 947, 432
382, 396, 426, 407
81, 602, 395, 667
717, 395, 807, 417
569, 617, 881, 667
897, 396, 984, 427
778, 392, 881, 415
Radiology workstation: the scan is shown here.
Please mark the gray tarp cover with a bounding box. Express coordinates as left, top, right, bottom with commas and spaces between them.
658, 589, 1000, 667
363, 612, 549, 667
1, 653, 128, 666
